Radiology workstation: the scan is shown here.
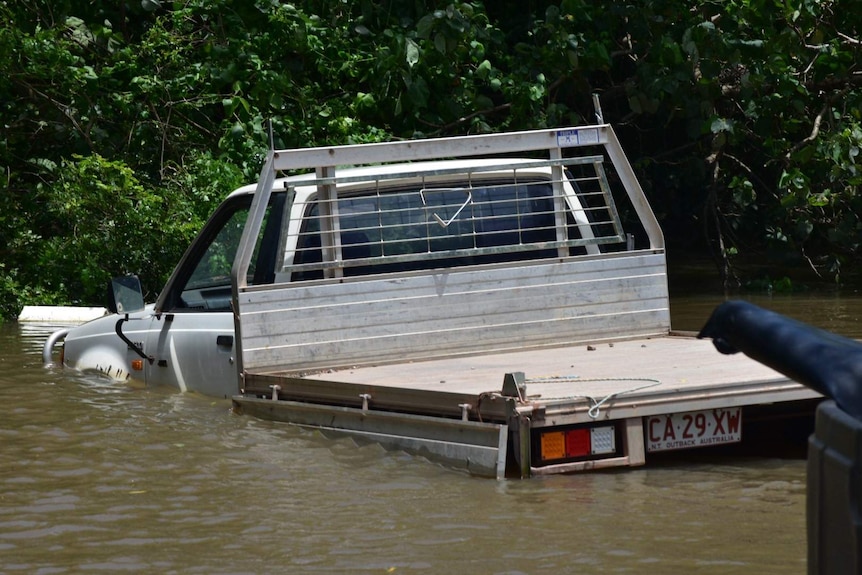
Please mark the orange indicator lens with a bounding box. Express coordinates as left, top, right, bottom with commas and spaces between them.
131, 359, 144, 371
540, 431, 566, 461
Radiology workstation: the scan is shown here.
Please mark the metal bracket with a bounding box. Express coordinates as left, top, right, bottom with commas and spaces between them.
359, 393, 372, 411
502, 372, 526, 401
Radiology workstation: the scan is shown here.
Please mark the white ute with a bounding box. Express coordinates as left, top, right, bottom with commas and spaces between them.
45, 122, 819, 477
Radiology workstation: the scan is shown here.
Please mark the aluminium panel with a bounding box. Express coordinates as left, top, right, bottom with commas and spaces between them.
233, 396, 509, 479
239, 251, 669, 375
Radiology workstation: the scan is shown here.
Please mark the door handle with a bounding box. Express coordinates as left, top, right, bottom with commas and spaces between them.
216, 335, 233, 348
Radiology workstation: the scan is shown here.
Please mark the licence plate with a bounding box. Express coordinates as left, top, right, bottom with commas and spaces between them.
646, 407, 742, 452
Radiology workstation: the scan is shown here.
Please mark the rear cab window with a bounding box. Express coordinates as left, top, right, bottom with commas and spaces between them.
281, 163, 626, 283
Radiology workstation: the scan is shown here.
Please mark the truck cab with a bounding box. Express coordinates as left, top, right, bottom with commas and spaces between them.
51, 151, 622, 398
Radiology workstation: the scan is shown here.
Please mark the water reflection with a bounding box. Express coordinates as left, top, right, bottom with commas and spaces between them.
6, 292, 862, 573
670, 291, 862, 337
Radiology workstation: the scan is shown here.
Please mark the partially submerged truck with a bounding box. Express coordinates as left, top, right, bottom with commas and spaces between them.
45, 121, 821, 478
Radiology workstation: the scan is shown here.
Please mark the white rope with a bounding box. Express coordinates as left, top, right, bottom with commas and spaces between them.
525, 376, 663, 419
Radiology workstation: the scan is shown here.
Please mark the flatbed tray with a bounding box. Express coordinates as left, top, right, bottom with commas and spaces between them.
240, 333, 820, 424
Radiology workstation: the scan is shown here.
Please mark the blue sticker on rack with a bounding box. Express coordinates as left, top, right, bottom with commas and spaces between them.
557, 129, 579, 147
556, 128, 600, 148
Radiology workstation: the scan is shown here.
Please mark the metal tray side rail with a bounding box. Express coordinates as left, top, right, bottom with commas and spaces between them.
234, 396, 511, 479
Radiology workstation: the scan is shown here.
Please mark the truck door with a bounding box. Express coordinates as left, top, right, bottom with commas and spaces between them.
143, 191, 286, 398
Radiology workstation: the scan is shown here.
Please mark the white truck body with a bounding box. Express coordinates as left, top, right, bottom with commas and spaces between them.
46, 124, 818, 477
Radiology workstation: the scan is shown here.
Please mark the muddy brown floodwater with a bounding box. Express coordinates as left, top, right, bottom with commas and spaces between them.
2, 291, 861, 574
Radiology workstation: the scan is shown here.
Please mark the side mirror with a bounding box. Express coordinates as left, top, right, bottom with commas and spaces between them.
107, 275, 145, 314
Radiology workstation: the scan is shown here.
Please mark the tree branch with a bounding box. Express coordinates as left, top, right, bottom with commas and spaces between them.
784, 95, 838, 161
423, 102, 512, 135
786, 104, 827, 159
19, 81, 95, 149
837, 31, 862, 45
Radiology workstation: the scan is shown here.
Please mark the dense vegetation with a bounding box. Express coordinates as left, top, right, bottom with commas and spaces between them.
2, 0, 860, 319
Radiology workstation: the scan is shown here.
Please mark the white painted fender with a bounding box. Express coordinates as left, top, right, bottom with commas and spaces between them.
58, 309, 153, 383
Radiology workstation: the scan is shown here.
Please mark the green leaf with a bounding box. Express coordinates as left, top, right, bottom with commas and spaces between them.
405, 39, 420, 67
434, 33, 447, 54
417, 15, 435, 39
710, 117, 734, 134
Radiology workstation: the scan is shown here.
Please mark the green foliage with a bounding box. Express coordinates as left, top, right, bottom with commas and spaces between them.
744, 275, 798, 294
35, 156, 170, 302
677, 0, 862, 279
1, 0, 862, 319
40, 155, 156, 299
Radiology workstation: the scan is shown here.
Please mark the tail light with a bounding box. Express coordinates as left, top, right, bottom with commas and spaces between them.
535, 424, 618, 466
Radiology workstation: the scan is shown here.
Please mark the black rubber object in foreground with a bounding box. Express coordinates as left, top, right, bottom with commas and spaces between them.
698, 300, 862, 420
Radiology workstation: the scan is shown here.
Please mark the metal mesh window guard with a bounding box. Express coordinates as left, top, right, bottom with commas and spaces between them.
282, 158, 625, 281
